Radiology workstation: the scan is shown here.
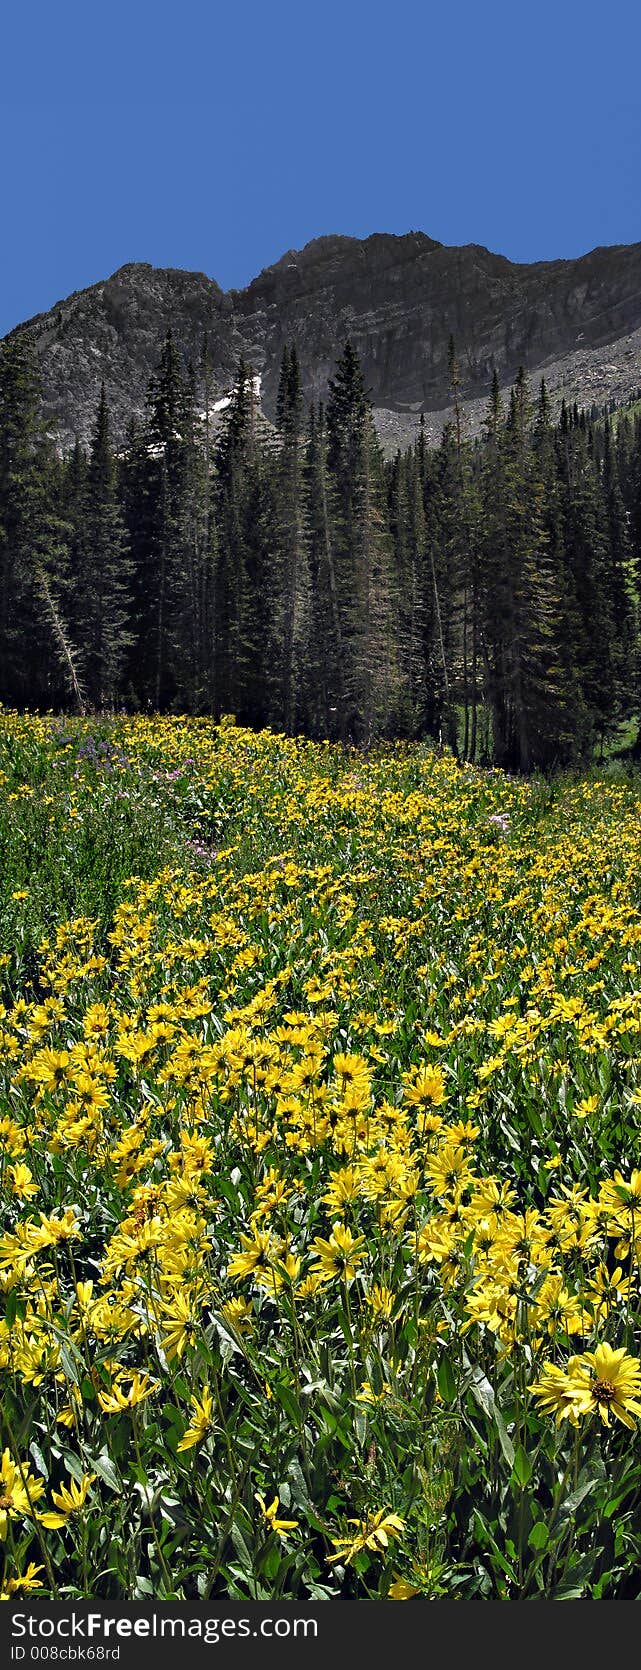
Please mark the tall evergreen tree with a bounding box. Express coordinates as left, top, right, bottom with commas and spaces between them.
0, 333, 76, 707
124, 331, 207, 709
325, 341, 397, 740
303, 400, 346, 737
272, 343, 311, 732
76, 385, 131, 708
559, 413, 620, 751
601, 418, 636, 735
477, 369, 573, 770
214, 359, 274, 723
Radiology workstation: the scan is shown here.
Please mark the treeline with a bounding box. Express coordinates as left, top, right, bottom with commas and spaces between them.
1, 327, 640, 769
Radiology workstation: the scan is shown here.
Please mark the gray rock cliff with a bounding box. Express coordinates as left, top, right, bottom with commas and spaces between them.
8, 232, 641, 450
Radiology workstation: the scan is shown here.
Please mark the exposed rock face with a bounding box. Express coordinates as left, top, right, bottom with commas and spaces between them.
7, 232, 641, 450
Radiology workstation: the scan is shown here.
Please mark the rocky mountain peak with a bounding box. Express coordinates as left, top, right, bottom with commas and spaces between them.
7, 231, 641, 451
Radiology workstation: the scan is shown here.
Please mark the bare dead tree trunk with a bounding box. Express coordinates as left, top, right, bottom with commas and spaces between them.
35, 566, 86, 715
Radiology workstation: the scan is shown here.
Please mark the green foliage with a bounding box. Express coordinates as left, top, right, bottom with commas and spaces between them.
0, 716, 196, 984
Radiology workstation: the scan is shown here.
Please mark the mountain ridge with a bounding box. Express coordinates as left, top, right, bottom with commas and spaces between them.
7, 230, 641, 450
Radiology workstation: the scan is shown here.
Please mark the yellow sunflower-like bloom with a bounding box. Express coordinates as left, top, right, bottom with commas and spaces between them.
532, 1343, 641, 1430
530, 1360, 586, 1427
97, 1371, 157, 1413
328, 1509, 405, 1565
310, 1222, 366, 1283
255, 1493, 298, 1540
569, 1343, 641, 1430
0, 1451, 45, 1540
158, 1290, 203, 1360
365, 1283, 395, 1318
177, 1387, 215, 1451
39, 1472, 96, 1529
403, 1066, 448, 1109
388, 1573, 421, 1599
7, 1163, 39, 1201
1, 1562, 45, 1598
227, 1230, 277, 1282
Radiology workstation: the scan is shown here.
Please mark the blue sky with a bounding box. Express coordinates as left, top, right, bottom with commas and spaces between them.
2, 0, 640, 337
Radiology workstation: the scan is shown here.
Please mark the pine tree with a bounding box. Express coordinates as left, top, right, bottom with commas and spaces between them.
388, 449, 418, 733
412, 418, 452, 743
351, 408, 399, 741
426, 423, 467, 754
60, 437, 88, 678
123, 331, 207, 710
195, 334, 220, 714
532, 379, 589, 760
213, 360, 251, 717
146, 330, 196, 708
0, 332, 76, 708
434, 338, 482, 759
121, 418, 159, 708
214, 359, 274, 723
404, 435, 433, 735
325, 341, 397, 740
77, 384, 132, 708
272, 343, 311, 732
502, 369, 573, 769
477, 369, 571, 770
559, 415, 620, 751
303, 401, 346, 736
601, 418, 636, 736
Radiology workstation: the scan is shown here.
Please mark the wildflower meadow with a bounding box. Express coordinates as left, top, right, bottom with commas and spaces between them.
2, 711, 641, 1601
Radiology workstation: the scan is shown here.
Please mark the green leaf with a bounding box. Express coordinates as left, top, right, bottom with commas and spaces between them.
494, 1406, 515, 1470
59, 1342, 82, 1386
230, 1520, 253, 1572
550, 1552, 596, 1598
92, 1451, 122, 1492
437, 1354, 457, 1401
465, 1361, 514, 1467
512, 1444, 532, 1488
560, 1479, 597, 1519
466, 1362, 495, 1418
5, 1289, 21, 1328
273, 1379, 303, 1425
528, 1521, 549, 1552
29, 1441, 49, 1481
132, 1577, 155, 1597
263, 1544, 282, 1581
58, 1450, 86, 1484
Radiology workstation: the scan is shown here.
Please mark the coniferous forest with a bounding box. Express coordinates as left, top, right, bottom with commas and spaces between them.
2, 326, 640, 770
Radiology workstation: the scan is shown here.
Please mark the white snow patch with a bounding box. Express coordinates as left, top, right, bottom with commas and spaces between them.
208, 372, 262, 415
